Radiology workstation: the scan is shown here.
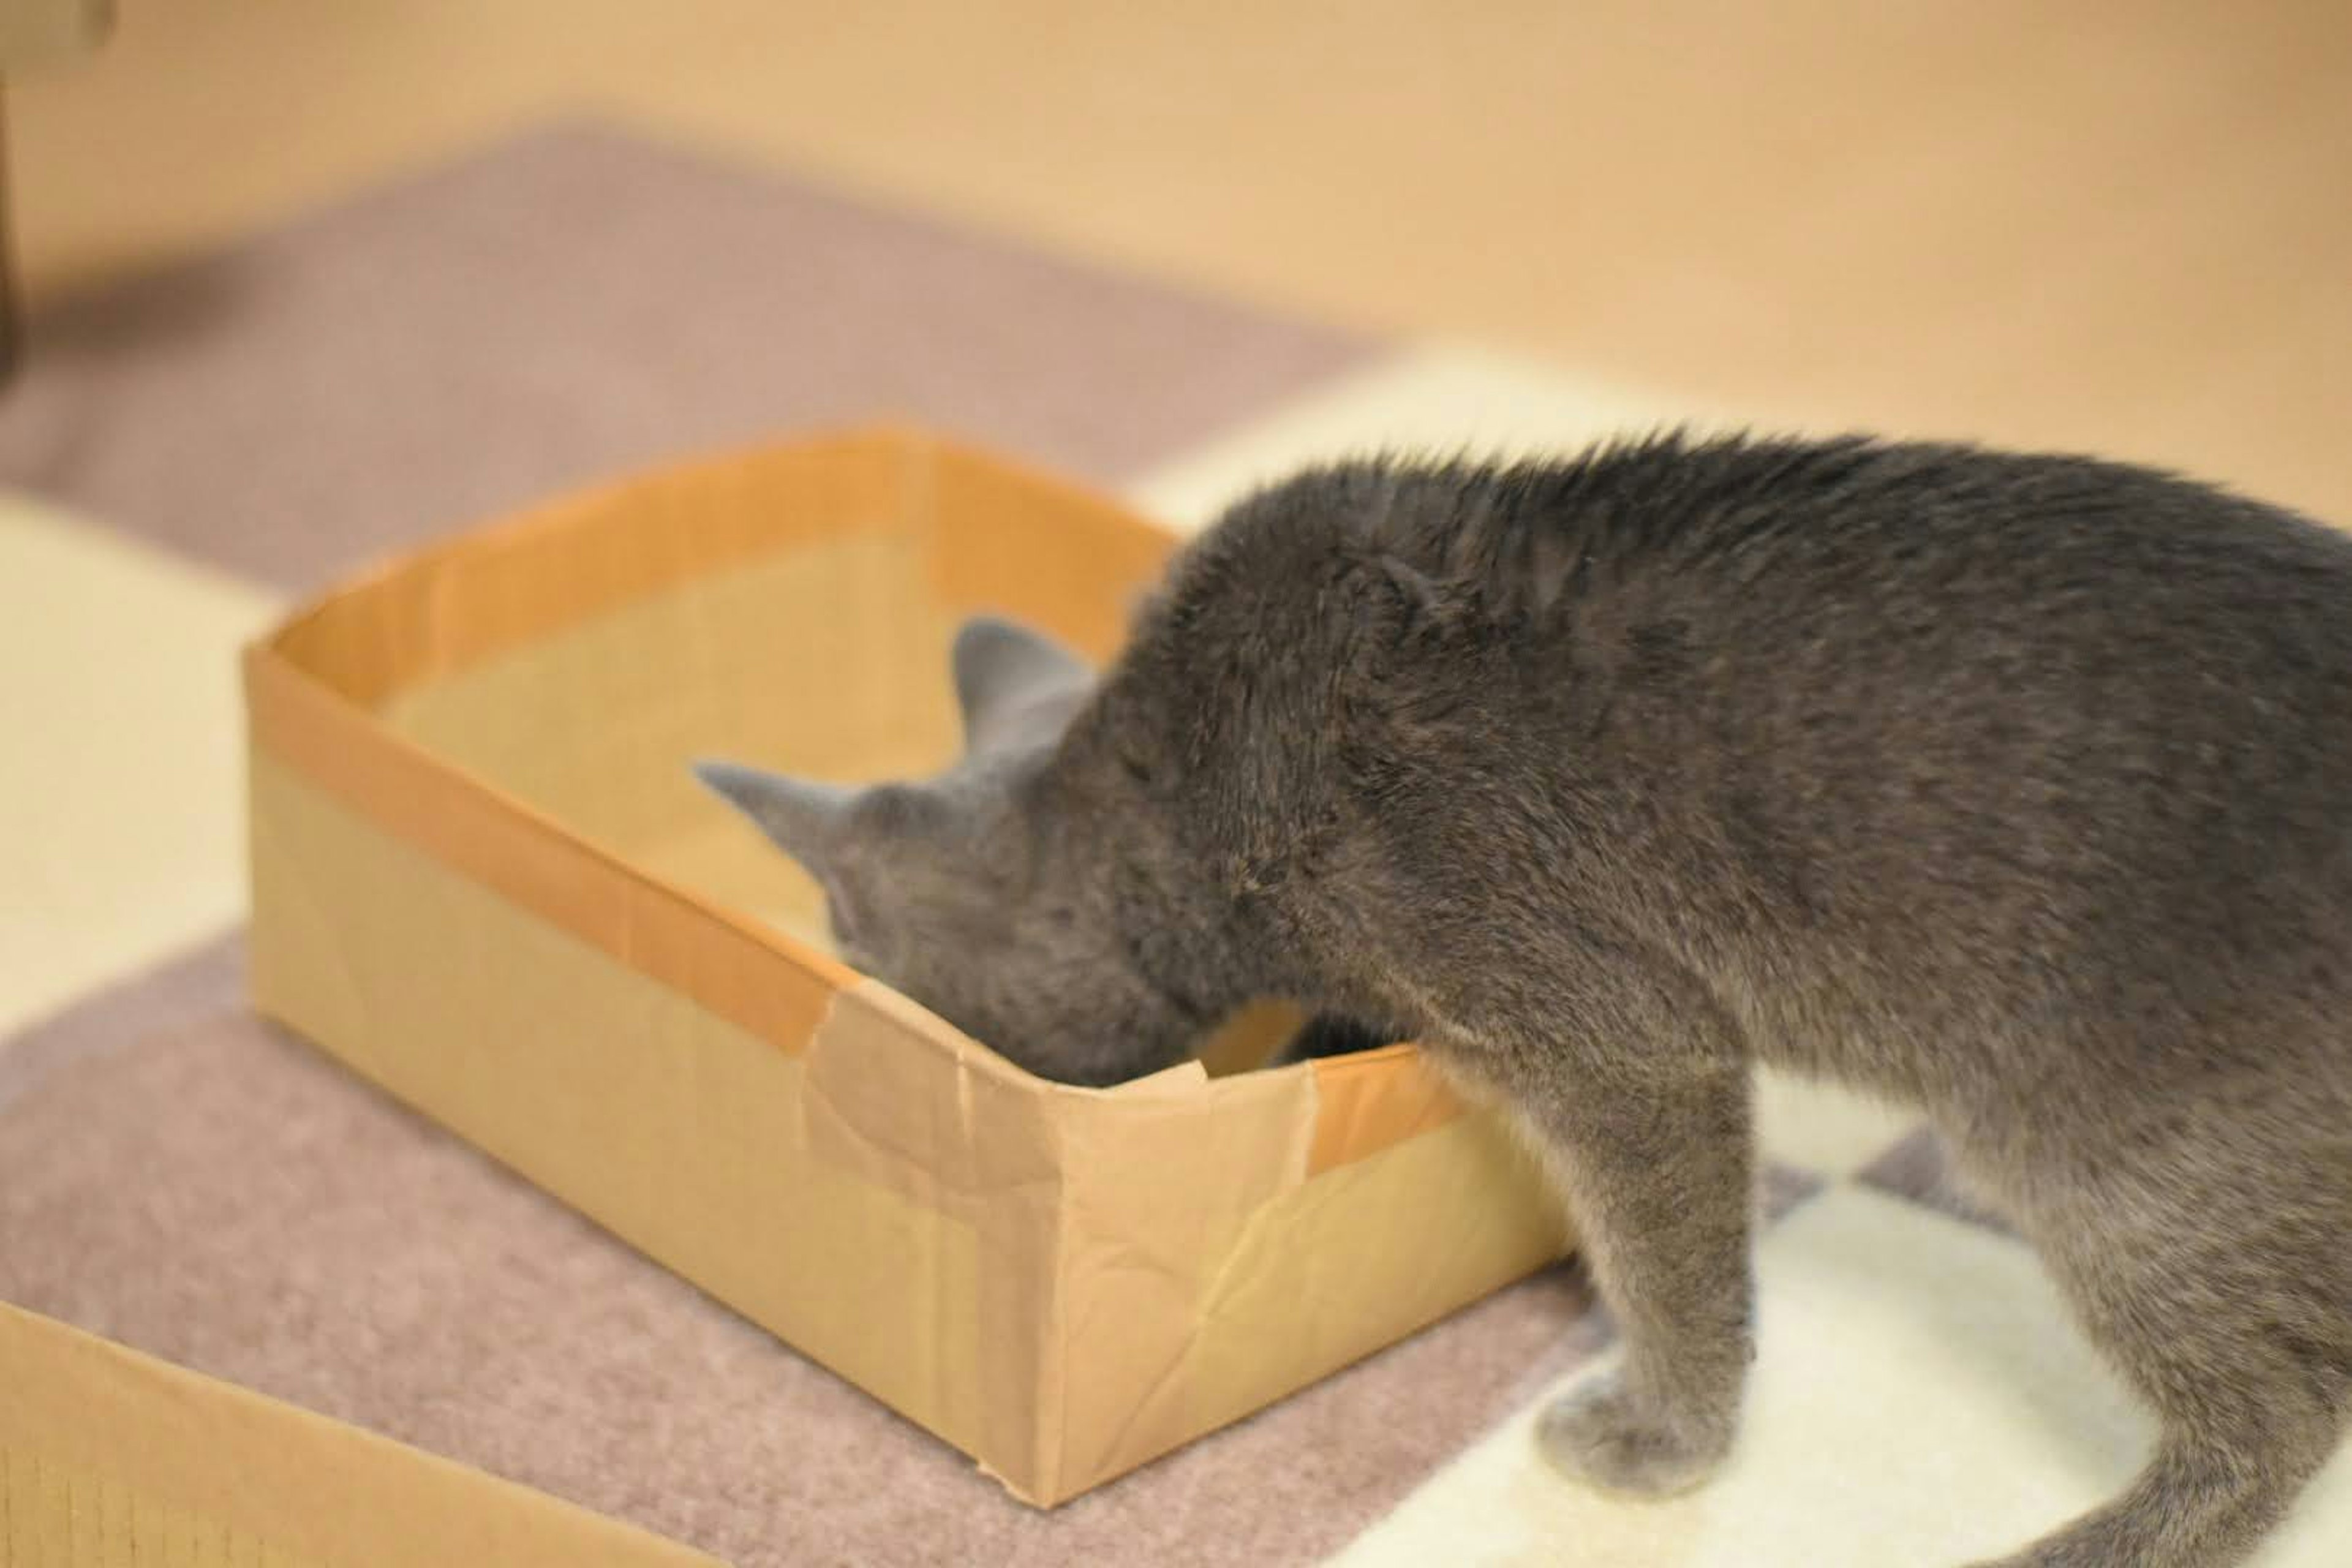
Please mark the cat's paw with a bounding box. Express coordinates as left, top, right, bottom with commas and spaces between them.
1535, 1375, 1728, 1498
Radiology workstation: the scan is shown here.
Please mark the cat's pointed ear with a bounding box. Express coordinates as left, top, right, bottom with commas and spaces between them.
693, 760, 853, 869
951, 614, 1090, 755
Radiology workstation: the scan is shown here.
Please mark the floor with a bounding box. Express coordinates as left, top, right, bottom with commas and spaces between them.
4, 7, 2351, 1567
12, 2, 2352, 518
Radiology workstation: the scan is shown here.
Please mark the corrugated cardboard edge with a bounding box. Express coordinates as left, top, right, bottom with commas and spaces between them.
0, 1301, 722, 1567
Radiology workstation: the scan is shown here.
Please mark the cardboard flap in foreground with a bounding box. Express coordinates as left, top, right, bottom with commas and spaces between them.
0, 1301, 717, 1566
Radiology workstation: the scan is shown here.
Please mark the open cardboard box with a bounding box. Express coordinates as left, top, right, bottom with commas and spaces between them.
243, 428, 1570, 1506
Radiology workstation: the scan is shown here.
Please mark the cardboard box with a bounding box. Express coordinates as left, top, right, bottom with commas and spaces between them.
244, 427, 1569, 1505
0, 1300, 717, 1566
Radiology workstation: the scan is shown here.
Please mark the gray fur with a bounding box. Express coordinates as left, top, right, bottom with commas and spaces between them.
950, 612, 1092, 755
701, 433, 2352, 1565
693, 764, 851, 865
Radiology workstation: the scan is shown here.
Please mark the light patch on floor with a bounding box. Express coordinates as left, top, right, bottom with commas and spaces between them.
1753, 1069, 1921, 1178
0, 496, 279, 1036
1329, 1185, 2352, 1567
1123, 342, 1746, 533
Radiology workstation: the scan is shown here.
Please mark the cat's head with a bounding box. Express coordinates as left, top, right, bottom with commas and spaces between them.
693, 616, 1209, 1086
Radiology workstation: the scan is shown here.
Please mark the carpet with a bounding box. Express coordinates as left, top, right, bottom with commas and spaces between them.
4, 122, 2346, 1567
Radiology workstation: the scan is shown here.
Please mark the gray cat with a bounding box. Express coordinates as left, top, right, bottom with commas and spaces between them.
698, 434, 2352, 1567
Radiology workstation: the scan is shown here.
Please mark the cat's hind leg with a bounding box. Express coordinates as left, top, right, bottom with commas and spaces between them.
1968, 1136, 2352, 1568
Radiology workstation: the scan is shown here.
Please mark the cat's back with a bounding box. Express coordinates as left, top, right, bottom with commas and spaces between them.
1330, 435, 2352, 763
1357, 435, 2352, 661
1238, 439, 2352, 1080
1664, 437, 2352, 673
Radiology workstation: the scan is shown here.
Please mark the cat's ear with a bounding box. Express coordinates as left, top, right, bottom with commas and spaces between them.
951, 614, 1090, 755
693, 760, 853, 870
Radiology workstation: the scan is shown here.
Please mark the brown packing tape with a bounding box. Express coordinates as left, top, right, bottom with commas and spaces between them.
268, 430, 934, 706
798, 980, 1069, 1497
0, 1302, 719, 1567
269, 427, 1175, 705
